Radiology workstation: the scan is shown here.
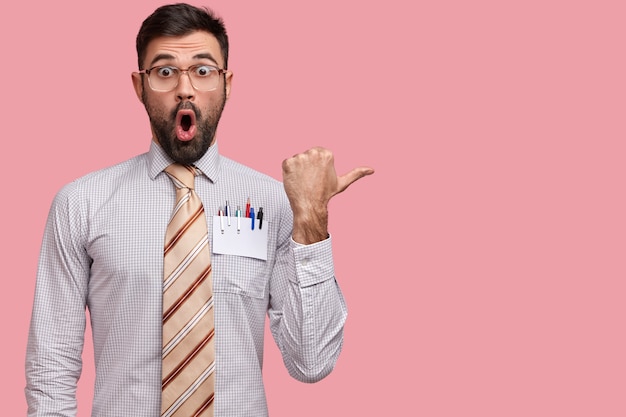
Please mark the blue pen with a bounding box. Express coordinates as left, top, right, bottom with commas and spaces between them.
225, 201, 231, 226
236, 205, 241, 233
249, 207, 255, 230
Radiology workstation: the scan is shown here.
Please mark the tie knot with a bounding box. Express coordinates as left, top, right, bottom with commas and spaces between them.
164, 163, 198, 190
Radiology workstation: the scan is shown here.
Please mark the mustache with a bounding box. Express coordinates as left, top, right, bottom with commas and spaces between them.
172, 101, 200, 119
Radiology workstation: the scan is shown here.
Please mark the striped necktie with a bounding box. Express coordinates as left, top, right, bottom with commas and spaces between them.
161, 163, 215, 417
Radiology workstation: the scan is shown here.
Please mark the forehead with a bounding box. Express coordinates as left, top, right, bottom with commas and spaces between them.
143, 30, 224, 68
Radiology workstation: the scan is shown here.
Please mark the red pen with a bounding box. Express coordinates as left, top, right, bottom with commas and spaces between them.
245, 197, 250, 218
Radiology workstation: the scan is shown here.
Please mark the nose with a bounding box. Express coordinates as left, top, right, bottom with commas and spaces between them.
175, 70, 195, 101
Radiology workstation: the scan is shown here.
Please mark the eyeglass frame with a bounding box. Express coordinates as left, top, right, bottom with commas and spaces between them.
137, 64, 228, 92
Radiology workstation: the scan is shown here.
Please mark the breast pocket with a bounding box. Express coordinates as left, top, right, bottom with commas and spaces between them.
211, 254, 269, 299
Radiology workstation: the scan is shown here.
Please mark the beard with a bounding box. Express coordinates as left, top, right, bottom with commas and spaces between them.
143, 86, 226, 165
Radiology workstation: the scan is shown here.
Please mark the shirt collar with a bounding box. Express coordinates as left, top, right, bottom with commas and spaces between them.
148, 140, 222, 182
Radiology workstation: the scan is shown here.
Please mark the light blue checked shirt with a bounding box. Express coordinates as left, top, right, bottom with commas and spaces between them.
25, 141, 347, 417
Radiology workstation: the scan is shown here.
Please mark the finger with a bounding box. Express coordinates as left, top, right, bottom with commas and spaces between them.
336, 166, 375, 194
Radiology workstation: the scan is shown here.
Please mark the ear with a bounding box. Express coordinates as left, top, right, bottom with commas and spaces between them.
131, 72, 144, 103
224, 70, 234, 100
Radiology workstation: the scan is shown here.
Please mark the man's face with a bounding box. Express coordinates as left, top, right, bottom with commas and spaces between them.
132, 31, 232, 164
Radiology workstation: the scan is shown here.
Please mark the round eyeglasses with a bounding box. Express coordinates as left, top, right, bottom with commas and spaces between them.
138, 64, 227, 92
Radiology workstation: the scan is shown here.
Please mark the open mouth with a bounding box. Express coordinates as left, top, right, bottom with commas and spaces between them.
175, 109, 197, 141
181, 114, 192, 131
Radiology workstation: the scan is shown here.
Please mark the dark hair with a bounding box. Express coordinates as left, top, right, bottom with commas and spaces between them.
136, 3, 229, 70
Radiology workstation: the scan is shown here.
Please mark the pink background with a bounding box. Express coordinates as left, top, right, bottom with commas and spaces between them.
3, 0, 626, 415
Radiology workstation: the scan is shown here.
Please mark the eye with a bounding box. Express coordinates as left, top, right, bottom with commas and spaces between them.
156, 66, 178, 78
193, 65, 216, 77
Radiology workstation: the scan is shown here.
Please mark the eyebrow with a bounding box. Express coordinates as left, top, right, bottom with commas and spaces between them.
149, 53, 220, 68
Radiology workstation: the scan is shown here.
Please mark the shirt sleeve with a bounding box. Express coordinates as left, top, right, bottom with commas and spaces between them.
25, 185, 91, 417
267, 232, 348, 383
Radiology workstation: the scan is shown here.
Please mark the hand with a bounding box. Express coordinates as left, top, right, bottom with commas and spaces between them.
282, 147, 374, 244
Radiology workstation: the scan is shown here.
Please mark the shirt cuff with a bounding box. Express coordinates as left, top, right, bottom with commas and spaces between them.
290, 234, 335, 287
